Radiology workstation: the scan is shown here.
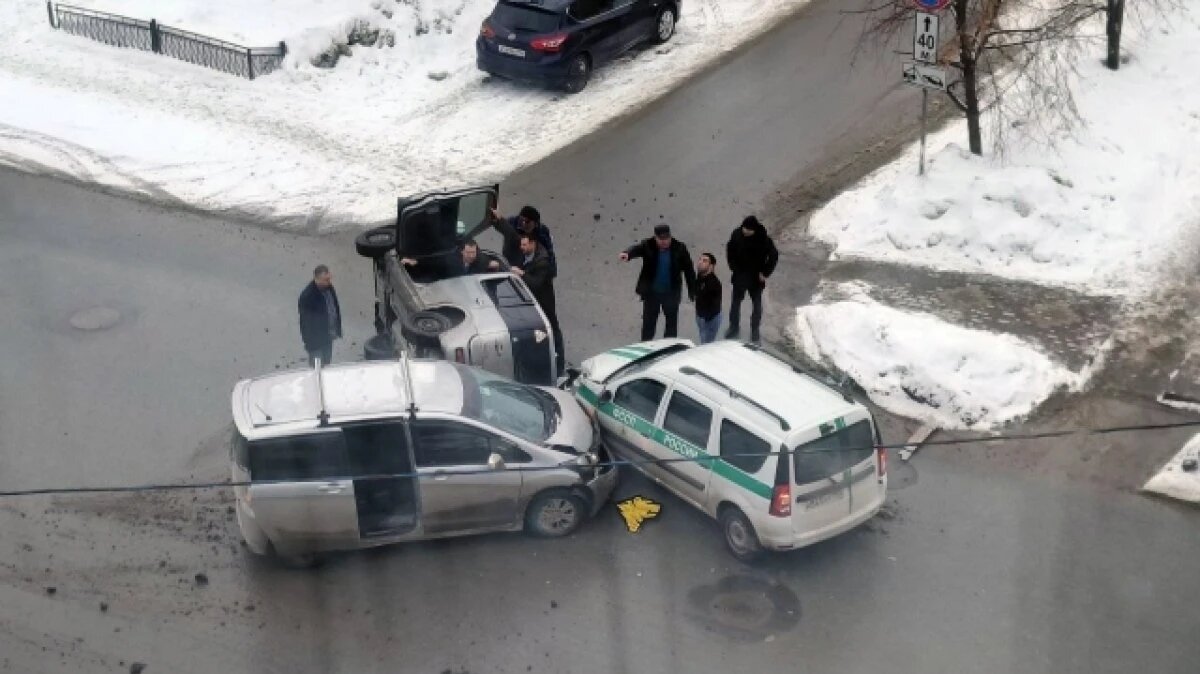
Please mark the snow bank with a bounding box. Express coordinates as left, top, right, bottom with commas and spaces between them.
792, 286, 1084, 430
808, 6, 1200, 297
0, 0, 810, 229
1143, 433, 1200, 504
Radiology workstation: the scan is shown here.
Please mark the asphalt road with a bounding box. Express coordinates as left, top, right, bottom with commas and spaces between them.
1, 0, 1198, 672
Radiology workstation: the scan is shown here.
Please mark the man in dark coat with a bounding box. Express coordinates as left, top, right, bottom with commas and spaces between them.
725, 215, 779, 343
298, 264, 342, 366
694, 253, 723, 344
515, 234, 566, 375
490, 205, 556, 277
619, 224, 697, 341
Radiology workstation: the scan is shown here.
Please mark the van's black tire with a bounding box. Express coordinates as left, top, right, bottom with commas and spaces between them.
720, 507, 764, 563
402, 310, 453, 341
563, 55, 591, 94
355, 226, 397, 258
364, 333, 396, 360
653, 5, 677, 44
525, 490, 586, 538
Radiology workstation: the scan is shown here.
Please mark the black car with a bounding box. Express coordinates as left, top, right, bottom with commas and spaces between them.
476, 0, 680, 93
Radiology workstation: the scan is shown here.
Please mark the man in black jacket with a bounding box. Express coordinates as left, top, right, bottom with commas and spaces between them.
619, 224, 697, 341
694, 253, 723, 344
490, 205, 556, 277
515, 234, 566, 375
298, 264, 342, 366
725, 215, 779, 343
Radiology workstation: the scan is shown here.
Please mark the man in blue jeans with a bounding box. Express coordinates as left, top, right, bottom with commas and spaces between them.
618, 224, 697, 340
694, 253, 722, 343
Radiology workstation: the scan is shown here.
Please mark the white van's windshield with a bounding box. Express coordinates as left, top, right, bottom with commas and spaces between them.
793, 420, 875, 484
455, 364, 559, 443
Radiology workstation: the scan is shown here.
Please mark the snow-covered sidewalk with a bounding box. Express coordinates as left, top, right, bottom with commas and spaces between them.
1144, 433, 1200, 504
793, 3, 1200, 431
0, 0, 808, 229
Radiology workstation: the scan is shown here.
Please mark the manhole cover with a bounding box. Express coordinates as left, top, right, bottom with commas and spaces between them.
69, 307, 121, 331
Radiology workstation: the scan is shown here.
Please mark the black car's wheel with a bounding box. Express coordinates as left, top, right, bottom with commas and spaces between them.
355, 226, 397, 259
720, 506, 764, 563
525, 490, 586, 537
563, 54, 591, 94
653, 5, 677, 44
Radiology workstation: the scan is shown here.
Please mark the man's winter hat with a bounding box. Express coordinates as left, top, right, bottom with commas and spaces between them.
519, 206, 541, 222
654, 223, 672, 238
742, 215, 762, 230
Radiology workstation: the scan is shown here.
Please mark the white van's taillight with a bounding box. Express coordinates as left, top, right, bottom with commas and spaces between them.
876, 446, 887, 481
769, 484, 792, 517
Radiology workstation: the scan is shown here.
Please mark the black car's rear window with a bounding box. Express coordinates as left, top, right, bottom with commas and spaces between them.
492, 2, 562, 33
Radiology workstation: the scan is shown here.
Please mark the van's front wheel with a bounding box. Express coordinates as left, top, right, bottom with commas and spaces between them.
720, 507, 764, 563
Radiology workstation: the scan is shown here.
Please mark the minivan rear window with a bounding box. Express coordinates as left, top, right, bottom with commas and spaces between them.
793, 421, 875, 485
248, 433, 349, 481
492, 3, 562, 33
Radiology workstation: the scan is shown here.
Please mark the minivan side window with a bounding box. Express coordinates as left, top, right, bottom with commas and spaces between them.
662, 392, 713, 450
613, 378, 666, 422
248, 433, 349, 481
412, 422, 494, 467
719, 420, 772, 474
570, 0, 613, 22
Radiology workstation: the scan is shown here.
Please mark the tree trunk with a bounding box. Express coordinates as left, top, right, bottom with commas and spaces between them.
955, 0, 983, 154
1106, 0, 1125, 70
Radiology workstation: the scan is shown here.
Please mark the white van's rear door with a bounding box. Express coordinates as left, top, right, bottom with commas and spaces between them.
790, 418, 878, 536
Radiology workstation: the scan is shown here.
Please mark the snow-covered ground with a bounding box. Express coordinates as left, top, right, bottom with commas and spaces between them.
792, 284, 1092, 430
795, 3, 1200, 430
1144, 433, 1200, 504
809, 7, 1200, 298
0, 0, 808, 229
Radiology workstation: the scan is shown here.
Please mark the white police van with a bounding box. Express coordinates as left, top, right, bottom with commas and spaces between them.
571, 339, 886, 561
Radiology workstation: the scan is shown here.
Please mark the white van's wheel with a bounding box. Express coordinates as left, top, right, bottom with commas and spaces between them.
525, 490, 585, 537
720, 507, 764, 563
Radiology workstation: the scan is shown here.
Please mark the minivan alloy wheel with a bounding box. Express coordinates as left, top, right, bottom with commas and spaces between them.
538, 497, 578, 531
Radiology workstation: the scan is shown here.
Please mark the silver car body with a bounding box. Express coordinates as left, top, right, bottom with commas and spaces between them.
230, 359, 616, 557
572, 340, 886, 553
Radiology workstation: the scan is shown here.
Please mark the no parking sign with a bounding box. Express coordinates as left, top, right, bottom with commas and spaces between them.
912, 0, 952, 10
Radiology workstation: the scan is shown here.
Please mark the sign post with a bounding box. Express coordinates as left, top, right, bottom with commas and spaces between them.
905, 0, 949, 175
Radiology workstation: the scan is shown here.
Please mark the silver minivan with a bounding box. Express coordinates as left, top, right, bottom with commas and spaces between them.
230, 357, 617, 567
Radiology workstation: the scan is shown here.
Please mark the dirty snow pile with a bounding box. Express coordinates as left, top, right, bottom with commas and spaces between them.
0, 0, 809, 229
794, 4, 1200, 429
1144, 433, 1200, 503
793, 284, 1085, 430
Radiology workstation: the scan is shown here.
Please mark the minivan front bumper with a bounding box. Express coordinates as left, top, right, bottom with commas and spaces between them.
586, 463, 619, 515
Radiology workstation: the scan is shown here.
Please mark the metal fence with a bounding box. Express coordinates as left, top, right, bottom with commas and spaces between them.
46, 2, 287, 80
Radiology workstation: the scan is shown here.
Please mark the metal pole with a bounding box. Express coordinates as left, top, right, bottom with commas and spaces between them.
246, 48, 255, 80
919, 88, 928, 176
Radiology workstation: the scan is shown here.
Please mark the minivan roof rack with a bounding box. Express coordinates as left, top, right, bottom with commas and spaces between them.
742, 342, 855, 404
314, 357, 330, 427
677, 365, 790, 431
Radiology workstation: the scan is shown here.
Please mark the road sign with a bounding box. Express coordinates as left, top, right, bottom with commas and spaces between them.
913, 11, 939, 63
902, 62, 947, 90
912, 0, 952, 10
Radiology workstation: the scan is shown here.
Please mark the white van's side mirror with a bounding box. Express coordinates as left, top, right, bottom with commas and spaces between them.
487, 452, 506, 471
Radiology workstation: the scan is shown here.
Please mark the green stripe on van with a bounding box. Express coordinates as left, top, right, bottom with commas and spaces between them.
577, 385, 773, 500
607, 348, 645, 360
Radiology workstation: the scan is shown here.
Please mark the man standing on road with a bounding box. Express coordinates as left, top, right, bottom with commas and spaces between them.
490, 205, 556, 276
514, 234, 566, 376
619, 224, 696, 341
694, 253, 722, 344
298, 264, 342, 367
725, 216, 778, 343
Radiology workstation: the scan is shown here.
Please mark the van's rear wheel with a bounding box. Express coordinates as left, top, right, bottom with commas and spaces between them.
720, 507, 764, 563
525, 490, 585, 537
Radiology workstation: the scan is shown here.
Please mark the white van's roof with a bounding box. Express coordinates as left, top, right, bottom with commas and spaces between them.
231, 360, 463, 440
645, 342, 862, 435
